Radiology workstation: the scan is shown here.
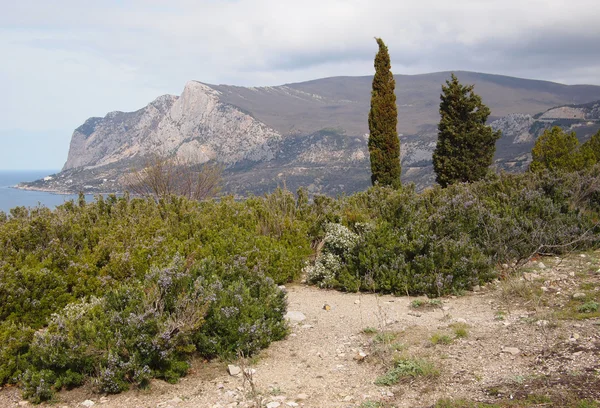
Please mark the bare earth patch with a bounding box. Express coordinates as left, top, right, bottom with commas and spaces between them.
1, 252, 599, 407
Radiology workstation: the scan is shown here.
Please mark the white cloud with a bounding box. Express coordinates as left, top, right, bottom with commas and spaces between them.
1, 0, 599, 168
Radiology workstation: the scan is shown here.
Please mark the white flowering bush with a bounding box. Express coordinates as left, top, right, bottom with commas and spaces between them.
323, 223, 360, 255
306, 223, 359, 289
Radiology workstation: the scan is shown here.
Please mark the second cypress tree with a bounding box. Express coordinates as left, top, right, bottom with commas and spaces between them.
368, 38, 401, 187
432, 74, 501, 188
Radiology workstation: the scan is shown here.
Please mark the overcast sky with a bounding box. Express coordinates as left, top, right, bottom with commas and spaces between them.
1, 0, 600, 169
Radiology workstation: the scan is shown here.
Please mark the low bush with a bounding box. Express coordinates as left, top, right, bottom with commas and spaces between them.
302, 167, 600, 296
0, 191, 308, 400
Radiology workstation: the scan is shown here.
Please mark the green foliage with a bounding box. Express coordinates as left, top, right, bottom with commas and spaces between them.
3, 164, 600, 401
302, 167, 600, 296
374, 357, 439, 385
0, 191, 310, 400
0, 322, 34, 384
368, 37, 401, 188
430, 332, 453, 345
432, 73, 501, 187
411, 299, 442, 308
530, 126, 596, 173
582, 129, 600, 162
577, 301, 599, 313
192, 260, 288, 358
450, 323, 469, 339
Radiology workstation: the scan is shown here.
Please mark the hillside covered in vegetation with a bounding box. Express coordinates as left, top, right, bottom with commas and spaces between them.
2, 163, 600, 402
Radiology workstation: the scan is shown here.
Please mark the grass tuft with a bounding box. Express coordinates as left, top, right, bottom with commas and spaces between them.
374, 357, 439, 386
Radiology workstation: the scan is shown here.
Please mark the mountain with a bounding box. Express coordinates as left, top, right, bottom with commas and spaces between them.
21, 72, 600, 196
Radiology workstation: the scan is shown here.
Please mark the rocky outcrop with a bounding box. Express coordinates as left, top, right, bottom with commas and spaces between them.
490, 114, 536, 144
63, 81, 282, 171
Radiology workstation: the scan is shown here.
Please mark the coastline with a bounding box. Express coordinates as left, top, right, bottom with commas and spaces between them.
11, 184, 122, 196
11, 184, 78, 195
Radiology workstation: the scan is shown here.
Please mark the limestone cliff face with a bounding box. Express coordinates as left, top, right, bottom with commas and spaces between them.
63, 81, 281, 171
63, 94, 177, 170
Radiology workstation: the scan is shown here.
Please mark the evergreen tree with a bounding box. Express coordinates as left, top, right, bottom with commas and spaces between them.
581, 129, 600, 162
368, 38, 400, 187
530, 126, 595, 173
432, 74, 501, 187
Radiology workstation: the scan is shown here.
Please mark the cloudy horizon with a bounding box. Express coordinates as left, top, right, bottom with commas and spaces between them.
1, 0, 600, 169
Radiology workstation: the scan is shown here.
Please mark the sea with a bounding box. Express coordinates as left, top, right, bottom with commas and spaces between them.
0, 170, 93, 213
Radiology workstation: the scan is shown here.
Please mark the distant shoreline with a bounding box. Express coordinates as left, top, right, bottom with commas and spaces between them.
11, 184, 76, 195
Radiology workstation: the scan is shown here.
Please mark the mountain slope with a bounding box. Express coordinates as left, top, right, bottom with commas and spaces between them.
21, 72, 600, 196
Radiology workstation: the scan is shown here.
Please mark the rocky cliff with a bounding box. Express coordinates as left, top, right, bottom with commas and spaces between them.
21, 73, 600, 196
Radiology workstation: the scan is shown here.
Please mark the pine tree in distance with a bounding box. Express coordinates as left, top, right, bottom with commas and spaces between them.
368, 38, 401, 188
432, 73, 501, 188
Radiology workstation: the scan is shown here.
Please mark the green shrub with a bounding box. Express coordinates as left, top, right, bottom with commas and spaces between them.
192, 260, 288, 358
578, 301, 599, 313
0, 322, 34, 384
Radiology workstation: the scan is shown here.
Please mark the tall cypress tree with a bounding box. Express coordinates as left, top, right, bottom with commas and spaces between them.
368, 38, 400, 187
432, 74, 501, 188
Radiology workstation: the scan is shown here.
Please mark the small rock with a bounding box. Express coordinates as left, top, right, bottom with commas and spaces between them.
472, 285, 481, 292
537, 320, 549, 326
580, 254, 587, 258
81, 401, 95, 408
407, 311, 422, 317
502, 347, 520, 356
99, 397, 109, 404
284, 311, 306, 323
323, 303, 331, 311
266, 403, 281, 408
386, 391, 394, 397
572, 293, 586, 299
286, 402, 299, 407
278, 285, 287, 292
354, 351, 368, 361
571, 333, 580, 341
501, 264, 510, 269
573, 351, 584, 356
538, 262, 546, 269
243, 368, 256, 376
354, 299, 361, 304
455, 318, 467, 324
343, 395, 353, 402
523, 272, 540, 282
442, 306, 450, 311
217, 383, 224, 389
228, 364, 241, 376
296, 393, 309, 400
301, 324, 314, 329
18, 402, 29, 407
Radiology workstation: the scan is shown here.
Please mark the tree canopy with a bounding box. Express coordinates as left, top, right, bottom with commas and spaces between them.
368, 37, 401, 188
432, 74, 501, 187
530, 126, 595, 173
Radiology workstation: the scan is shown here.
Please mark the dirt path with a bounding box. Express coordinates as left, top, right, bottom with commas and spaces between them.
1, 253, 599, 407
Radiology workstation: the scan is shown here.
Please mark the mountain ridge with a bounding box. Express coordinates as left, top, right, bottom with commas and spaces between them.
21, 71, 600, 196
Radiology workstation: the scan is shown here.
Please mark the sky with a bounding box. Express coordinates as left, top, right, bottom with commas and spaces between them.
1, 0, 600, 170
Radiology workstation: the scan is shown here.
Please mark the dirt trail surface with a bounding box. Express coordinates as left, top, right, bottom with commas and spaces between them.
1, 253, 599, 407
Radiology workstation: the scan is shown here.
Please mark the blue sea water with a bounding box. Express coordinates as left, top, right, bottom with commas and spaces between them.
0, 170, 88, 213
